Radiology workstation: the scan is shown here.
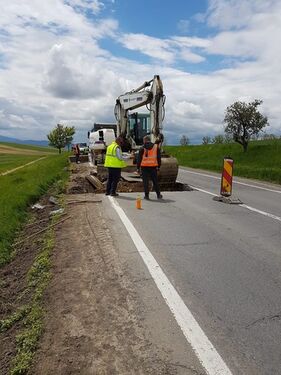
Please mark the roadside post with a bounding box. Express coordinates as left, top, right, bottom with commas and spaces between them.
220, 157, 234, 197
213, 157, 242, 204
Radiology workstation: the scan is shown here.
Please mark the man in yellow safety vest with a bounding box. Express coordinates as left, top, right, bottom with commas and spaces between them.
104, 136, 132, 196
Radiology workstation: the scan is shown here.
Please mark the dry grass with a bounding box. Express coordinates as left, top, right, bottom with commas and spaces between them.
0, 145, 52, 155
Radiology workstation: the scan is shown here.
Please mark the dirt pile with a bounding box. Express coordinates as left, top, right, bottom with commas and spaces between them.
68, 162, 191, 195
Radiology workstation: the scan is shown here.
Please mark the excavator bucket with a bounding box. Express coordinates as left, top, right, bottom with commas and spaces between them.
157, 156, 178, 185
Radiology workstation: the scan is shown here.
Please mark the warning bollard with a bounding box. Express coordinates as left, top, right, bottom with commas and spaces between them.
220, 157, 233, 197
213, 157, 242, 204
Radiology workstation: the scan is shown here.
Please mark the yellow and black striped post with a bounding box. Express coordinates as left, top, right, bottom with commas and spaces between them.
220, 158, 234, 197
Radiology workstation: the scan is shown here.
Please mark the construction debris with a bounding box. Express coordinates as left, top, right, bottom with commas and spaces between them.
31, 203, 45, 210
213, 195, 243, 204
49, 196, 58, 205
86, 175, 104, 190
50, 208, 64, 216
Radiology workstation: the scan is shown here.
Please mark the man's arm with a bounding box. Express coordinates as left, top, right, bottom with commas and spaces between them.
157, 147, 161, 168
116, 146, 132, 161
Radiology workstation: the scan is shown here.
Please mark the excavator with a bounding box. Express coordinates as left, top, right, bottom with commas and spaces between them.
114, 75, 178, 185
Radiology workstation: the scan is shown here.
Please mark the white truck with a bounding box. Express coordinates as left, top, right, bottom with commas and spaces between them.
88, 123, 116, 165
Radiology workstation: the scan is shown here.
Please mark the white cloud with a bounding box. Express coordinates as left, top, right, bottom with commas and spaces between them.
171, 36, 211, 49
119, 33, 206, 64
207, 0, 278, 30
120, 34, 175, 63
64, 0, 103, 14
0, 0, 280, 144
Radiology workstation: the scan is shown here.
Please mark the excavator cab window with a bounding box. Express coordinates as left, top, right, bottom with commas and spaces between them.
128, 113, 150, 145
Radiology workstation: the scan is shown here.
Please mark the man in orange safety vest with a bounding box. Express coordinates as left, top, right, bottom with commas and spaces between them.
137, 135, 163, 200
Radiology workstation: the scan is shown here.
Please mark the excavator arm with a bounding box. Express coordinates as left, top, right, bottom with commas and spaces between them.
114, 75, 178, 185
114, 75, 165, 145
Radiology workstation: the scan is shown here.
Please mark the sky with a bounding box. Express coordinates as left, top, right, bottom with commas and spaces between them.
0, 0, 281, 145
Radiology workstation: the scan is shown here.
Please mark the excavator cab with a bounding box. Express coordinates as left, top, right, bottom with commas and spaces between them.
128, 113, 150, 146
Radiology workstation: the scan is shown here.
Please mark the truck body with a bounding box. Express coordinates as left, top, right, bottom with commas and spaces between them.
88, 123, 116, 164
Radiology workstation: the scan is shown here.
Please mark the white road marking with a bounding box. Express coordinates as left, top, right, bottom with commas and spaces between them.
190, 186, 217, 197
109, 196, 233, 375
191, 185, 281, 223
239, 204, 281, 222
0, 157, 47, 176
180, 168, 281, 194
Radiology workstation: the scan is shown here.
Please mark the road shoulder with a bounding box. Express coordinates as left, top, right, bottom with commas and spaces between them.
32, 193, 204, 374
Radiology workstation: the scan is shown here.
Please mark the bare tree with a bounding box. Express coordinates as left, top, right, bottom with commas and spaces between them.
180, 135, 190, 146
202, 136, 211, 145
212, 134, 224, 144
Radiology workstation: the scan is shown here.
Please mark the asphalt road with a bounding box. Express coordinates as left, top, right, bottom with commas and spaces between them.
105, 167, 281, 375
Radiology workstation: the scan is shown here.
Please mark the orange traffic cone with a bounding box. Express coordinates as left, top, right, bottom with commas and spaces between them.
136, 194, 142, 209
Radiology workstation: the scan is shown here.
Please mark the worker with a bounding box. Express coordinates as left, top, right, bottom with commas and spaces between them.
104, 136, 132, 196
137, 135, 163, 200
74, 143, 80, 164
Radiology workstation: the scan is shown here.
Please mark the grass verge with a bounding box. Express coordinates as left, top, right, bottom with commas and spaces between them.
0, 186, 67, 374
165, 139, 281, 184
0, 154, 69, 266
9, 231, 54, 375
0, 227, 55, 375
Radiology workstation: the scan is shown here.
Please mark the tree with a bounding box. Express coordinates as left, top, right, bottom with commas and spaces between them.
180, 135, 190, 146
202, 136, 211, 145
224, 133, 233, 144
212, 134, 224, 144
47, 124, 75, 153
224, 99, 268, 152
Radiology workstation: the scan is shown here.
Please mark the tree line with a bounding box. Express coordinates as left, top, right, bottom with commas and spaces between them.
180, 99, 279, 152
48, 99, 277, 153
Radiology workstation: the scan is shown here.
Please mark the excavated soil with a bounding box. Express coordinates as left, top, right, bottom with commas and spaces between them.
68, 163, 191, 195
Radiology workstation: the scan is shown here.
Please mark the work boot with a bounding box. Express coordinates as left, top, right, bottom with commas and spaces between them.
157, 194, 163, 199
110, 193, 119, 197
144, 195, 150, 200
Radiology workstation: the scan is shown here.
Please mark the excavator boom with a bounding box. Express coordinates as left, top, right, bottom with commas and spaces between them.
114, 75, 178, 186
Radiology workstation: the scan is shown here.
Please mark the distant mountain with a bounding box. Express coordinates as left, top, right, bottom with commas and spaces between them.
0, 134, 49, 147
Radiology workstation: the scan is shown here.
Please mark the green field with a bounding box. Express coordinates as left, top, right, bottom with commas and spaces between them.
165, 139, 281, 184
0, 142, 57, 153
0, 142, 57, 173
0, 143, 69, 266
0, 155, 47, 173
